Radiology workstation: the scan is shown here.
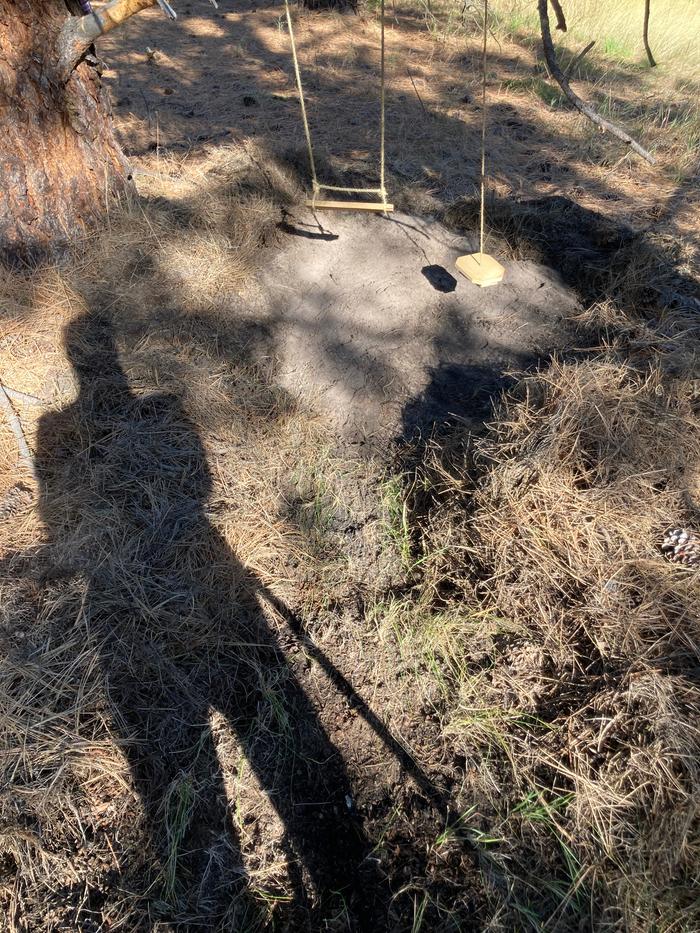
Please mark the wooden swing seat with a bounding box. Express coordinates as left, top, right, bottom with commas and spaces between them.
305, 199, 394, 212
285, 0, 391, 214
455, 252, 505, 287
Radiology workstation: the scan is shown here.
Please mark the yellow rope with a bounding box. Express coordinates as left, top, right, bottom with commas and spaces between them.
479, 0, 489, 255
284, 0, 319, 195
284, 0, 388, 206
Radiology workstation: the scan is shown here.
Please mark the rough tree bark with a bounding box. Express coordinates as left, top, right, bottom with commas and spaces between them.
0, 0, 160, 262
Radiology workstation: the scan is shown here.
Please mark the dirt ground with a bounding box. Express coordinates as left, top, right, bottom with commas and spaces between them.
1, 3, 698, 932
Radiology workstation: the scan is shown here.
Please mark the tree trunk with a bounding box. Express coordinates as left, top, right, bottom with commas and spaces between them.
0, 0, 130, 262
643, 0, 657, 67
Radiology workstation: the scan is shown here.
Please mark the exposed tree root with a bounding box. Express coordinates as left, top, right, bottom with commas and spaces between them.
538, 0, 656, 164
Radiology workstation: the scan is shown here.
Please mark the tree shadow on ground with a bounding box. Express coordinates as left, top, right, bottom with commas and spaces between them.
98, 0, 660, 211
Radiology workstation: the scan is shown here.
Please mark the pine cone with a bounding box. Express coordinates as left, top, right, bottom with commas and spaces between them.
661, 527, 700, 567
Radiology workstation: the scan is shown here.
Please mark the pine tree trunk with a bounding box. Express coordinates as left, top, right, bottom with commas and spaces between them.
0, 0, 129, 262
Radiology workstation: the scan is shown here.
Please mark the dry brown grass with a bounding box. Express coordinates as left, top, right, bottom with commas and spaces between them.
388, 202, 700, 929
0, 141, 303, 516
101, 0, 699, 253
0, 145, 381, 931
5, 137, 484, 931
3, 155, 699, 931
2, 4, 700, 924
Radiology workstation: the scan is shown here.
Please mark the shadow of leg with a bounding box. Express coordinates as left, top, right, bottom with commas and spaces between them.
103, 633, 260, 929
205, 571, 387, 929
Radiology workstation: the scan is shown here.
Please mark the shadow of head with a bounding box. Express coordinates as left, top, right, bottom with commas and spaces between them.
422, 264, 458, 293
42, 309, 218, 518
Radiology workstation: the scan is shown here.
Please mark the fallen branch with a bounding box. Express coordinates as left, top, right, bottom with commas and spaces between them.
643, 0, 657, 67
566, 39, 596, 78
0, 383, 38, 482
538, 0, 655, 164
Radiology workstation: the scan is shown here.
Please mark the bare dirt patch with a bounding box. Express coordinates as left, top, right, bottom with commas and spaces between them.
248, 208, 580, 440
1, 0, 699, 927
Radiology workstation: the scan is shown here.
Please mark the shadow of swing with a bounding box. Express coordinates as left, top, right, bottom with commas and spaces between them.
421, 263, 458, 293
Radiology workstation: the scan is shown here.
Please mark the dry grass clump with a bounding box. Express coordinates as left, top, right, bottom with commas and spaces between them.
472, 356, 698, 640
0, 142, 303, 514
0, 584, 147, 931
73, 143, 301, 313
389, 205, 700, 927
402, 350, 700, 927
0, 266, 33, 325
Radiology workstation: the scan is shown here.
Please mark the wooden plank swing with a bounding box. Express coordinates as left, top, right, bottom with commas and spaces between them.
283, 0, 503, 289
305, 199, 394, 212
284, 0, 393, 213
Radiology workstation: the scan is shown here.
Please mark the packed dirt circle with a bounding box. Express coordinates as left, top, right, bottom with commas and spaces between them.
1, 2, 699, 932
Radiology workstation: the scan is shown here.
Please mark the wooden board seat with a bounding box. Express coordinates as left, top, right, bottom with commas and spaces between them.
455, 252, 505, 287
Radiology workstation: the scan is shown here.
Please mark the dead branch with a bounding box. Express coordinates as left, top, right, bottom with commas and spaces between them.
538, 0, 655, 164
58, 0, 160, 79
566, 39, 596, 78
549, 0, 567, 31
643, 0, 657, 67
0, 383, 38, 482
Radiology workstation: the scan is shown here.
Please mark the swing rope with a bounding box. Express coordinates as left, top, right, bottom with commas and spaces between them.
284, 0, 388, 206
478, 0, 488, 257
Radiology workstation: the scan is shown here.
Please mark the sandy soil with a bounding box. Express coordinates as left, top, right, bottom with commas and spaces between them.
98, 0, 696, 242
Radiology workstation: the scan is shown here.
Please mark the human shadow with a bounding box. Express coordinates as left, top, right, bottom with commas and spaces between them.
34, 311, 384, 930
